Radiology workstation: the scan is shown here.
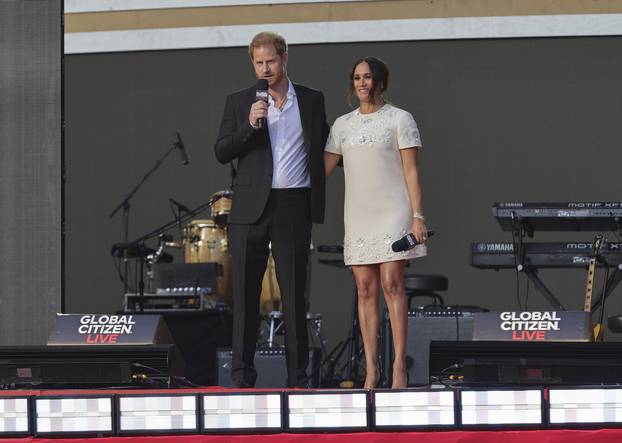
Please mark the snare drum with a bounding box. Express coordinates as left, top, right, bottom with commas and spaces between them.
210, 190, 233, 226
183, 219, 232, 305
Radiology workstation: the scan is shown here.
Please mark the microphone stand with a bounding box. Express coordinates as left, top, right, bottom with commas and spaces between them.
109, 138, 181, 295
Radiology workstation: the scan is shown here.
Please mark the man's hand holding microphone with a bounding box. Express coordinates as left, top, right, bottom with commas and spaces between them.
250, 79, 269, 129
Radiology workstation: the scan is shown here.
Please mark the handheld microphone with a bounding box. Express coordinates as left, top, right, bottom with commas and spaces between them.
391, 230, 435, 253
174, 132, 189, 165
255, 79, 269, 129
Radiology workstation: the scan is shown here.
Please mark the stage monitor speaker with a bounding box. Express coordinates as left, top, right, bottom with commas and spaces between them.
0, 345, 184, 388
383, 309, 475, 386
430, 341, 622, 385
157, 311, 232, 387
217, 347, 321, 388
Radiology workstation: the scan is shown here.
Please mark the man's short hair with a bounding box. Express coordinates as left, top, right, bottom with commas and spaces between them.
248, 32, 287, 60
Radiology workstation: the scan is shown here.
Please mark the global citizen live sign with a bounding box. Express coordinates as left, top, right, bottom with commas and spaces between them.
473, 311, 591, 342
47, 314, 172, 345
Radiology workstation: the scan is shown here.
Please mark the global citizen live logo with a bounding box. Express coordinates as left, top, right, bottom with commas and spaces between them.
78, 315, 136, 344
499, 311, 561, 341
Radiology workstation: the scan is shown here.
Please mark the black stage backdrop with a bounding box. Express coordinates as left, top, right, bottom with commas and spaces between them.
0, 0, 62, 345
65, 37, 622, 352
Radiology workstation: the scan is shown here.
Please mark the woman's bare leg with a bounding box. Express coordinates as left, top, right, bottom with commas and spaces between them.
352, 264, 381, 389
380, 260, 408, 388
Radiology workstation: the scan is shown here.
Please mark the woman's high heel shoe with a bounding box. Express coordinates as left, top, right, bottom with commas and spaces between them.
364, 365, 381, 389
391, 367, 408, 389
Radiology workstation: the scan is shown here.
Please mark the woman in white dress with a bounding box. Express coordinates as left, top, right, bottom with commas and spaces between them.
325, 57, 428, 389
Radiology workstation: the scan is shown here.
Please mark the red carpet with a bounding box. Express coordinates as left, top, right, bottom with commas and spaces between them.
3, 429, 622, 443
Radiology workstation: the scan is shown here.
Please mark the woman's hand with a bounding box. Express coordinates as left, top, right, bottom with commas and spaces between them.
324, 152, 342, 177
412, 217, 428, 244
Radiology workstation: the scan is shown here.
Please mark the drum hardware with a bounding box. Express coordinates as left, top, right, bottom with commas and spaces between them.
156, 232, 182, 248
265, 311, 284, 348
163, 241, 183, 248
169, 198, 194, 215
111, 242, 155, 259
306, 312, 328, 358
145, 236, 176, 292
169, 197, 197, 237
260, 311, 326, 352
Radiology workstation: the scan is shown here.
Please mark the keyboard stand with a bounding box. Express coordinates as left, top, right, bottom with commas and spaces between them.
591, 265, 622, 312
522, 267, 566, 311
512, 217, 566, 311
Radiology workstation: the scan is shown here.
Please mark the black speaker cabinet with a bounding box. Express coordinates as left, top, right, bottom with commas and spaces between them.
383, 309, 474, 386
217, 347, 320, 388
0, 345, 184, 388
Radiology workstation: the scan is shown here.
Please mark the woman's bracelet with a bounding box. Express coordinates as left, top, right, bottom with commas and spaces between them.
412, 212, 425, 221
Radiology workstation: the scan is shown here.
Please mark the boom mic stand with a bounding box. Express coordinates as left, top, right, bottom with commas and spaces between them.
109, 134, 187, 295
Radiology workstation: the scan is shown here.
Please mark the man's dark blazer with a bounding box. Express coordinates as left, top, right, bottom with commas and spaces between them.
214, 82, 329, 224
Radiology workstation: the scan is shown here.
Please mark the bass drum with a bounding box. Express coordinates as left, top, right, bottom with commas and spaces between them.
183, 219, 232, 305
260, 241, 313, 314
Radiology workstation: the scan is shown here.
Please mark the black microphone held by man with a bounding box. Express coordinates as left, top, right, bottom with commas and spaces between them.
255, 79, 269, 129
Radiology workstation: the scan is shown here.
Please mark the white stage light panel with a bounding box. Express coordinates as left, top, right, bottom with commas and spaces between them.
118, 395, 197, 433
461, 389, 543, 426
0, 397, 29, 435
202, 393, 282, 432
374, 390, 455, 428
35, 397, 113, 435
287, 391, 368, 431
549, 388, 622, 425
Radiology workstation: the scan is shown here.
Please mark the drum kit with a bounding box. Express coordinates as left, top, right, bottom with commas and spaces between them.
115, 184, 340, 384
163, 189, 290, 313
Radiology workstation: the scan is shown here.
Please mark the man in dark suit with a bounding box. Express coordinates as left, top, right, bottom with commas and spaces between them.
214, 32, 328, 388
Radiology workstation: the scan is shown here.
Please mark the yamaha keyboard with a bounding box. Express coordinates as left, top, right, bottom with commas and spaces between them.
493, 202, 622, 232
471, 242, 622, 269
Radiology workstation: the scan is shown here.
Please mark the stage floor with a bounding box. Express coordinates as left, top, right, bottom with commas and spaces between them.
3, 429, 622, 443
1, 386, 622, 441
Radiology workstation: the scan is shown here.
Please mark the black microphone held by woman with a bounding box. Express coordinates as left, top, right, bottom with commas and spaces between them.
391, 231, 435, 252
